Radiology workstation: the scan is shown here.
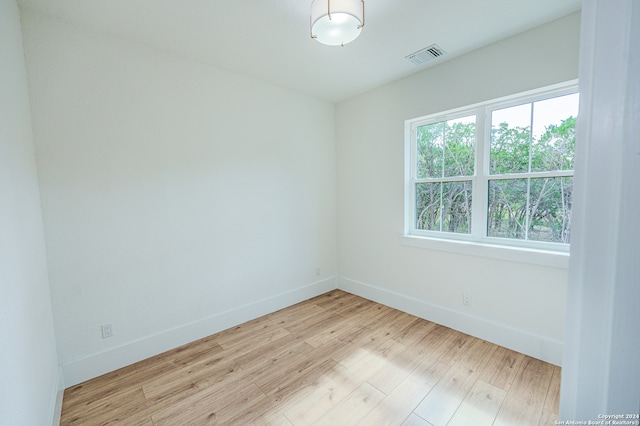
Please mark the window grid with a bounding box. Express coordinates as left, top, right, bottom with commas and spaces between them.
410, 116, 479, 235
405, 82, 578, 252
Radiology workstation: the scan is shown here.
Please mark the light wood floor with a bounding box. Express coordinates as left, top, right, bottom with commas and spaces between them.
61, 290, 561, 425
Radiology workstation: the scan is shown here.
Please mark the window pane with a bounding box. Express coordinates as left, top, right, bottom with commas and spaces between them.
417, 122, 444, 179
416, 182, 441, 230
443, 116, 475, 177
528, 177, 573, 243
531, 94, 579, 172
487, 179, 528, 239
490, 104, 532, 175
442, 181, 472, 234
488, 177, 573, 243
416, 182, 472, 233
417, 116, 475, 179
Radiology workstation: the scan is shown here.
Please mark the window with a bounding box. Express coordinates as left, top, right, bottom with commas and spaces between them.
405, 83, 579, 253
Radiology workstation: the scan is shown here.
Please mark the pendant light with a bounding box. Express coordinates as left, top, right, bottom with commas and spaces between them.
310, 0, 365, 47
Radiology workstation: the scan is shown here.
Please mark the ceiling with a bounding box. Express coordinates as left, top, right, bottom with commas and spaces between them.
17, 0, 582, 103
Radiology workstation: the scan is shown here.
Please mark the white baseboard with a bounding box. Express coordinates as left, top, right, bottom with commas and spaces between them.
61, 277, 337, 387
60, 274, 562, 389
338, 277, 563, 366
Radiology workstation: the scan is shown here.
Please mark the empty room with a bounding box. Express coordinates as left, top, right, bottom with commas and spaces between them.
1, 0, 638, 425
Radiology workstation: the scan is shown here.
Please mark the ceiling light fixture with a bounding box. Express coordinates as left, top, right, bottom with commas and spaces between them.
310, 0, 364, 47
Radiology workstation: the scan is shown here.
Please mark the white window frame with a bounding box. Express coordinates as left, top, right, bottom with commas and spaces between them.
402, 81, 578, 267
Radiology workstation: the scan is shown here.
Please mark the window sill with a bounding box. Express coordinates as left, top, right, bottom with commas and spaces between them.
399, 235, 569, 269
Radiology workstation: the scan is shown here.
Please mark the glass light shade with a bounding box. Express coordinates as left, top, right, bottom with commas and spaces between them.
311, 0, 364, 46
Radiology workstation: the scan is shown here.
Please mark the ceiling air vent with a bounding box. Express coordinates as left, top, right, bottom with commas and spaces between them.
405, 44, 447, 65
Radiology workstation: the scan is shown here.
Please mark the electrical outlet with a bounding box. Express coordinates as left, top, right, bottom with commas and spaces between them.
101, 323, 113, 339
463, 293, 472, 306
315, 267, 321, 276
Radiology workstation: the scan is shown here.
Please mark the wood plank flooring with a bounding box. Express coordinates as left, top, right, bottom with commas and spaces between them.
60, 290, 561, 425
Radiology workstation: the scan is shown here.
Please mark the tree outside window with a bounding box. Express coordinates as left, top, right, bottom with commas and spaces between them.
408, 86, 578, 248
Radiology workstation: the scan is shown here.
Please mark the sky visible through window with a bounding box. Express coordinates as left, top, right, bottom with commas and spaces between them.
492, 93, 579, 140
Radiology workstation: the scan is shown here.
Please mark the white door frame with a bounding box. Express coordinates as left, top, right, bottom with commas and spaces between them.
560, 0, 640, 420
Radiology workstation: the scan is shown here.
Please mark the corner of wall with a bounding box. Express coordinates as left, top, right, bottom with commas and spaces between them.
338, 276, 563, 366
50, 366, 64, 426
61, 277, 337, 387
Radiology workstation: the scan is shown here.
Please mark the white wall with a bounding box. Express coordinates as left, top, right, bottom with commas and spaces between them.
336, 13, 581, 365
0, 0, 61, 424
20, 10, 337, 386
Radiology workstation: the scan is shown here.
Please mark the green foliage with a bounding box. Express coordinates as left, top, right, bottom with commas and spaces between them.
534, 116, 576, 171
416, 181, 472, 233
416, 119, 475, 233
490, 122, 531, 174
415, 114, 576, 243
487, 116, 576, 243
417, 120, 475, 179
